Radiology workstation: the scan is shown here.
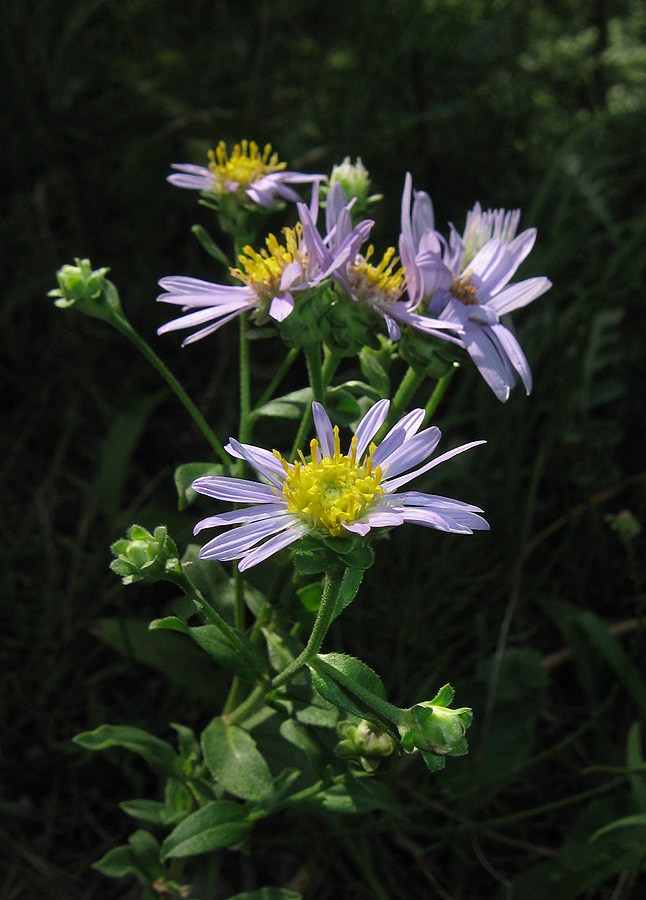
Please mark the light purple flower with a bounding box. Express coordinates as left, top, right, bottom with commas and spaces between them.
192, 400, 488, 571
168, 140, 323, 208
299, 183, 461, 344
157, 223, 321, 345
410, 192, 552, 401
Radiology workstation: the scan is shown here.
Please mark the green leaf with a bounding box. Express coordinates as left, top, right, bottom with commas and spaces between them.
310, 654, 390, 730
73, 724, 179, 777
181, 544, 229, 611
626, 722, 646, 810
316, 775, 403, 816
191, 224, 232, 266
325, 387, 361, 425
119, 798, 185, 826
150, 617, 268, 682
202, 718, 275, 802
332, 567, 364, 620
262, 629, 305, 675
253, 387, 312, 420
91, 617, 224, 702
359, 348, 390, 396
174, 462, 225, 510
296, 580, 323, 612
92, 844, 138, 878
96, 391, 166, 518
161, 800, 252, 860
591, 813, 646, 842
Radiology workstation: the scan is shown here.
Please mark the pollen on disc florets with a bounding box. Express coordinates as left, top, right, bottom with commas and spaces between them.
275, 427, 384, 535
231, 224, 306, 300
348, 245, 406, 308
207, 140, 287, 192
450, 275, 479, 306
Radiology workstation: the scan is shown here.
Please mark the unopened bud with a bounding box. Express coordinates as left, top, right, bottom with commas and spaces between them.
110, 525, 181, 585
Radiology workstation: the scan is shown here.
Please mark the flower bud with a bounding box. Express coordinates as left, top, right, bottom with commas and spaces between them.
316, 285, 382, 357
49, 258, 124, 323
336, 718, 397, 772
399, 685, 472, 770
110, 525, 181, 585
326, 157, 382, 222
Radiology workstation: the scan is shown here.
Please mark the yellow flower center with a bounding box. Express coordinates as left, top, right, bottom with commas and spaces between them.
231, 224, 306, 299
275, 427, 383, 535
348, 246, 406, 306
450, 275, 479, 305
207, 140, 287, 191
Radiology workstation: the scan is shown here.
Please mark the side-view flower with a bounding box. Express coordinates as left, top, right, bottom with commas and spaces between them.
192, 399, 488, 571
168, 139, 323, 207
404, 174, 552, 401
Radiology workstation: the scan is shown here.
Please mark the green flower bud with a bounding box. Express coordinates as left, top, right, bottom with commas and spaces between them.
276, 289, 326, 348
48, 258, 124, 324
398, 327, 461, 379
329, 157, 373, 206
399, 685, 472, 770
336, 718, 397, 773
110, 525, 181, 585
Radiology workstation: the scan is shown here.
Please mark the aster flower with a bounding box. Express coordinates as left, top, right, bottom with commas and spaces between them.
192, 399, 488, 571
413, 196, 552, 402
299, 184, 461, 343
168, 140, 322, 208
157, 223, 320, 344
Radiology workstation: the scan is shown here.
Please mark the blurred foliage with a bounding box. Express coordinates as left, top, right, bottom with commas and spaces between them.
1, 0, 646, 897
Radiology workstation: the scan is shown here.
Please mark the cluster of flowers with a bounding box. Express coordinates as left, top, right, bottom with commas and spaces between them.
157, 142, 550, 569
160, 144, 551, 402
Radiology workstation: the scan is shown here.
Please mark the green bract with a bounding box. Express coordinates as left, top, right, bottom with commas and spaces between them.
110, 525, 181, 585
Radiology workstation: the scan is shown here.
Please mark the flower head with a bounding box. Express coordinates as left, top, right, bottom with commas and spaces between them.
299, 183, 461, 345
157, 223, 321, 344
192, 400, 488, 571
168, 140, 322, 208
411, 193, 552, 401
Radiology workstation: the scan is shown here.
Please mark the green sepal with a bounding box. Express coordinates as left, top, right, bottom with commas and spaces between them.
174, 462, 226, 510
73, 724, 181, 777
201, 718, 275, 803
292, 547, 329, 575
160, 800, 252, 860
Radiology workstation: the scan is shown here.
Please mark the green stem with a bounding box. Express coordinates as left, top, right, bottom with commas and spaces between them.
304, 342, 325, 404
272, 564, 345, 688
311, 656, 405, 730
115, 320, 230, 465
238, 312, 252, 444
423, 363, 458, 426
378, 365, 424, 438
223, 564, 346, 727
289, 346, 340, 458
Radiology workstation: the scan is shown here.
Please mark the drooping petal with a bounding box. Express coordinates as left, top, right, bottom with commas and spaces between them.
489, 324, 533, 394
462, 325, 514, 402
269, 292, 294, 322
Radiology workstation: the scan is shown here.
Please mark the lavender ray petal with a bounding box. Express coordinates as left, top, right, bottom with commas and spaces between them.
228, 438, 284, 488
353, 398, 390, 459
199, 514, 298, 560
192, 476, 278, 504
490, 324, 533, 394
312, 403, 335, 457
378, 427, 442, 480
238, 522, 310, 571
488, 277, 552, 316
383, 439, 486, 492
194, 503, 288, 533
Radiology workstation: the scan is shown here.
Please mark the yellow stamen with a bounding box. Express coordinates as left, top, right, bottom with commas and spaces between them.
207, 140, 287, 191
348, 245, 406, 306
273, 426, 383, 536
231, 224, 306, 298
450, 275, 479, 305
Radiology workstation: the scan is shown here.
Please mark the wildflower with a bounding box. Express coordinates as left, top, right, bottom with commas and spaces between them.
157, 223, 320, 344
413, 195, 552, 401
168, 140, 322, 208
299, 184, 461, 344
192, 399, 488, 571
